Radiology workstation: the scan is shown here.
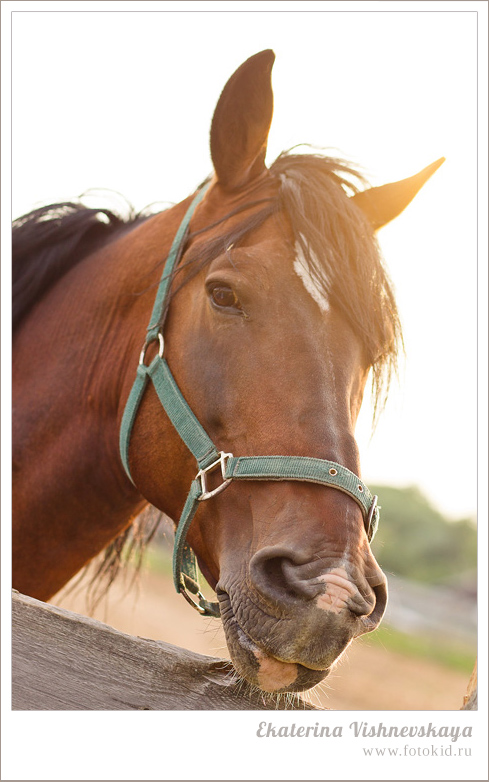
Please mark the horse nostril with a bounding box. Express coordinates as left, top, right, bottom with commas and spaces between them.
348, 571, 388, 626
250, 547, 388, 624
352, 579, 388, 634
365, 579, 388, 627
249, 547, 321, 604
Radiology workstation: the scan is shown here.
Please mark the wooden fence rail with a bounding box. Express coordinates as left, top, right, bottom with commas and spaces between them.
12, 591, 477, 711
12, 591, 317, 711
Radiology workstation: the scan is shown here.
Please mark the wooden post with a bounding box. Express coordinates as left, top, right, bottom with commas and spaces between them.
461, 660, 477, 711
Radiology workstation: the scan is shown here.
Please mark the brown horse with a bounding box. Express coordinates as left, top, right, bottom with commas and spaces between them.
12, 50, 443, 694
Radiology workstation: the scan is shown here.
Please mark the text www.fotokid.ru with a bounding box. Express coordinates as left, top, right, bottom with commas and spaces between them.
363, 745, 472, 757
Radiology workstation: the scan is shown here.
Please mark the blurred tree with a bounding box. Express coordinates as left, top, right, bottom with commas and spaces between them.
370, 485, 477, 584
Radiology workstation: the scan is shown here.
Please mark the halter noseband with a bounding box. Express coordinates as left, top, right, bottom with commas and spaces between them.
119, 184, 380, 617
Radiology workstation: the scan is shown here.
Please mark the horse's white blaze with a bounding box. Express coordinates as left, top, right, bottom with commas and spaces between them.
294, 240, 330, 313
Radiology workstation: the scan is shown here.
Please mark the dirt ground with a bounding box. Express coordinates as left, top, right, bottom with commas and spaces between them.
53, 567, 471, 711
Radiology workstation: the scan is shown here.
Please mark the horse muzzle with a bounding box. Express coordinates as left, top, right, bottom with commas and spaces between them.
217, 593, 332, 693
216, 554, 387, 693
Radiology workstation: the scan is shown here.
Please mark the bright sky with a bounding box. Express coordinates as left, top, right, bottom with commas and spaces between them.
6, 5, 483, 521
1, 3, 488, 780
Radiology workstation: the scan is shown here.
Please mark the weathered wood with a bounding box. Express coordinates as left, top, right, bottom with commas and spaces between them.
12, 591, 318, 710
461, 660, 477, 711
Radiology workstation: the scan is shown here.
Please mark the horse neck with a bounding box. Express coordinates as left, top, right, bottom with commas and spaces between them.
12, 201, 191, 600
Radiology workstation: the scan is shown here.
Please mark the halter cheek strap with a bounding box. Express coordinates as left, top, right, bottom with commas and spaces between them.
119, 185, 380, 618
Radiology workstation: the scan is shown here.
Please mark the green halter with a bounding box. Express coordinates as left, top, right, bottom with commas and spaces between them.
119, 184, 380, 617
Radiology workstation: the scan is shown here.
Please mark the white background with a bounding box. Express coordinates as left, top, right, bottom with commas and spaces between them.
2, 2, 487, 782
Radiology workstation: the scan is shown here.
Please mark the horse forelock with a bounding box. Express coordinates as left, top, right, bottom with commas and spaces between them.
270, 152, 403, 421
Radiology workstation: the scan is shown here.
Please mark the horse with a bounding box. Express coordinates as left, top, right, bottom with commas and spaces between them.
12, 50, 443, 694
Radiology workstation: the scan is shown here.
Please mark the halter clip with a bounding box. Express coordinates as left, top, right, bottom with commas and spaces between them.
366, 494, 379, 541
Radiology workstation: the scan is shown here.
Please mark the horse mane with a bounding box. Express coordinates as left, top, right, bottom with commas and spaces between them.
61, 505, 166, 613
12, 199, 147, 333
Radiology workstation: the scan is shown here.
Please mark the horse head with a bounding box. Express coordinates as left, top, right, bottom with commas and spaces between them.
124, 51, 443, 692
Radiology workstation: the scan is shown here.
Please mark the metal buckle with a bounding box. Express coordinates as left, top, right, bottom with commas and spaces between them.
139, 332, 164, 365
366, 494, 378, 540
196, 452, 233, 501
179, 584, 208, 614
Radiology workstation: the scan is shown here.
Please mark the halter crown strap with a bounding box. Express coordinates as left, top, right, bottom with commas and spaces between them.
146, 183, 211, 342
120, 183, 214, 479
120, 184, 380, 618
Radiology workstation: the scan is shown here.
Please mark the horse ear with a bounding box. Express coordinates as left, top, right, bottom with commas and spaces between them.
351, 158, 445, 230
210, 50, 275, 191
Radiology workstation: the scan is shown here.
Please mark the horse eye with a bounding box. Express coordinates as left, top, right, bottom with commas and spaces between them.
209, 285, 240, 310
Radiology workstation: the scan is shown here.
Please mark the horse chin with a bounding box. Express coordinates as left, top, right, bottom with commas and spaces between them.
218, 595, 330, 694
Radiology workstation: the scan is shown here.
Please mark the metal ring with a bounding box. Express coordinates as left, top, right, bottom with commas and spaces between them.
139, 332, 164, 365
179, 585, 208, 614
329, 468, 338, 476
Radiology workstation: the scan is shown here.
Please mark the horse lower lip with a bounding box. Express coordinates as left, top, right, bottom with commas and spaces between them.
238, 629, 329, 692
219, 602, 330, 692
234, 620, 330, 673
